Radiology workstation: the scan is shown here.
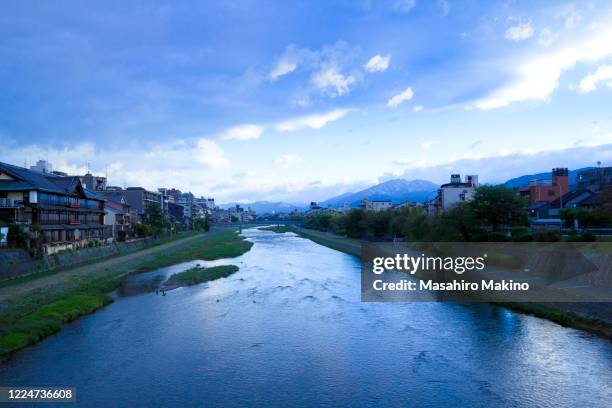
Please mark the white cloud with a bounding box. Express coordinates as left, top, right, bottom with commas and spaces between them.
219, 124, 264, 141
383, 143, 612, 185
195, 139, 229, 167
311, 67, 356, 96
578, 65, 612, 93
412, 105, 424, 112
387, 87, 414, 107
505, 21, 534, 41
538, 28, 557, 47
558, 4, 581, 29
274, 154, 303, 165
274, 109, 350, 132
420, 140, 435, 149
269, 61, 297, 81
474, 20, 612, 110
364, 55, 390, 73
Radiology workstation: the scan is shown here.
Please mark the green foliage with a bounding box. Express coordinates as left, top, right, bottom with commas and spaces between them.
7, 223, 29, 248
0, 294, 112, 355
532, 229, 560, 242
134, 223, 151, 237
144, 202, 169, 235
165, 265, 239, 288
565, 232, 597, 242
193, 217, 211, 231
258, 225, 294, 233
469, 185, 526, 230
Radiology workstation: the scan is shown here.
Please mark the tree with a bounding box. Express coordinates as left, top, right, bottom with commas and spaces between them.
559, 208, 577, 227
470, 185, 526, 230
193, 217, 211, 231
7, 223, 29, 248
144, 202, 169, 236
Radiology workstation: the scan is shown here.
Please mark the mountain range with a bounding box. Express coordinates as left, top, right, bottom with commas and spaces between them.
220, 167, 592, 214
320, 179, 439, 208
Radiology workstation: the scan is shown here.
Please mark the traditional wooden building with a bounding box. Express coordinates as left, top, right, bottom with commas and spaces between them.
0, 161, 107, 249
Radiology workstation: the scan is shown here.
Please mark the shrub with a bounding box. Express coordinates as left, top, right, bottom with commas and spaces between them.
486, 231, 510, 242
533, 229, 560, 242
512, 232, 533, 242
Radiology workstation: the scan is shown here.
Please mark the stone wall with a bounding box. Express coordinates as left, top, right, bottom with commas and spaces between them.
0, 236, 163, 282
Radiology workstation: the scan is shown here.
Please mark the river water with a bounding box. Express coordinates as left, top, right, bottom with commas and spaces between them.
1, 229, 611, 407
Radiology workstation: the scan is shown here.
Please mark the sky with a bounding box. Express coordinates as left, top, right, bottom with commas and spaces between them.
1, 0, 612, 203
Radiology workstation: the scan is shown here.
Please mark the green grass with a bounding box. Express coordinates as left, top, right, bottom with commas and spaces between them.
164, 265, 239, 288
0, 228, 253, 355
134, 229, 252, 272
0, 230, 199, 289
0, 294, 112, 355
258, 225, 295, 233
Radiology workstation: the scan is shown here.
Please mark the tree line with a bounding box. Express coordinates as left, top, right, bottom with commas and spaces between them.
303, 185, 609, 242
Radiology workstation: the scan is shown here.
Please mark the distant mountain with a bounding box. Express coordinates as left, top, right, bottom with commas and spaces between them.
321, 179, 439, 208
219, 201, 306, 214
503, 167, 592, 189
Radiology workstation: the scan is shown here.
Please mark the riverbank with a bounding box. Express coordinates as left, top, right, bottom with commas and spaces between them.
291, 226, 612, 339
0, 229, 253, 355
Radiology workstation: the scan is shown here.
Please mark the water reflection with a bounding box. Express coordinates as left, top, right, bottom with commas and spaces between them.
1, 228, 610, 407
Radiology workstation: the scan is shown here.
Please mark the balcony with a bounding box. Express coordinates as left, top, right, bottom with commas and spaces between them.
69, 220, 81, 225
0, 198, 23, 208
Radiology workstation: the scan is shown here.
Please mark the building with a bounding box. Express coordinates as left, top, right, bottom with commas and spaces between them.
122, 187, 163, 223
167, 202, 186, 224
435, 173, 478, 212
97, 190, 132, 240
577, 166, 612, 192
29, 159, 53, 174
0, 161, 107, 251
228, 204, 244, 222
176, 192, 195, 225
526, 189, 596, 220
78, 172, 107, 191
361, 199, 393, 212
519, 168, 569, 205
102, 195, 131, 241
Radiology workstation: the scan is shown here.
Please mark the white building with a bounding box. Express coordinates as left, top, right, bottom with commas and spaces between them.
436, 174, 478, 212
361, 199, 393, 212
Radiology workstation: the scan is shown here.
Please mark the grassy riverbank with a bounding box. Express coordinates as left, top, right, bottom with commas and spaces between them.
0, 231, 200, 290
295, 227, 612, 339
163, 265, 239, 290
0, 229, 252, 356
258, 225, 295, 233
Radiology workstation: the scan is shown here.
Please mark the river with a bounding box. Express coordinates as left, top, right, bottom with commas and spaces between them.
1, 228, 611, 407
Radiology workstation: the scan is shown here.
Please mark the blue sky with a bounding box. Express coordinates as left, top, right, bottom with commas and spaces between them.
1, 0, 612, 203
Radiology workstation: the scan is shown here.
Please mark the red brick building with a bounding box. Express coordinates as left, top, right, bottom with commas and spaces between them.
520, 168, 569, 205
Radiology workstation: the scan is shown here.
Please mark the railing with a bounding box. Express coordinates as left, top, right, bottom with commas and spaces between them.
0, 198, 23, 208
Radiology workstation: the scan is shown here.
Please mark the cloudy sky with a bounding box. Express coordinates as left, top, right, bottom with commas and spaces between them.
1, 0, 612, 203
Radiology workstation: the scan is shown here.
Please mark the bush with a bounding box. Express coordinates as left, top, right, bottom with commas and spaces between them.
512, 232, 533, 242
486, 231, 510, 242
533, 229, 560, 242
565, 232, 596, 242
134, 223, 151, 237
